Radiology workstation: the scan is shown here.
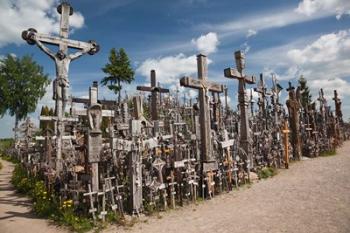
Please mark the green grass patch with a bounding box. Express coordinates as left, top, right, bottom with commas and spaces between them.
11, 163, 94, 233
320, 149, 337, 157
0, 154, 20, 164
257, 167, 278, 179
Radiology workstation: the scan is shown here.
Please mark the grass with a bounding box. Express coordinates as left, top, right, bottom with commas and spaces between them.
257, 167, 278, 179
0, 154, 20, 164
11, 163, 94, 233
0, 161, 2, 170
320, 149, 337, 157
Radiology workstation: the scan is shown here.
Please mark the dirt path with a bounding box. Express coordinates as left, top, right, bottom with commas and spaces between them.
1, 142, 350, 233
108, 141, 350, 233
0, 159, 67, 233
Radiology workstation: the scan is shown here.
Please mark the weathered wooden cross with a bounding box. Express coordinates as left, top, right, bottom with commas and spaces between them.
224, 51, 256, 169
282, 119, 290, 169
137, 70, 169, 121
286, 82, 302, 160
22, 2, 99, 173
180, 54, 224, 173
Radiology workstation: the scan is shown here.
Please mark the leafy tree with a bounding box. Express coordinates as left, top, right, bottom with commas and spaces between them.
101, 48, 134, 103
40, 105, 54, 131
298, 75, 312, 108
0, 54, 50, 138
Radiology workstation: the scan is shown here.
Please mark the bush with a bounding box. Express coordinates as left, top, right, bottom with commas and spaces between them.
258, 167, 278, 179
11, 164, 94, 232
320, 149, 336, 157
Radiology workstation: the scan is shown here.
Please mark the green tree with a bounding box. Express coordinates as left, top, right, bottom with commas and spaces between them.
101, 48, 134, 103
0, 54, 50, 138
298, 75, 312, 108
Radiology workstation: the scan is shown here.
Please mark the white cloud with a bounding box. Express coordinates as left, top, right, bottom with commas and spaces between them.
201, 0, 349, 39
241, 42, 251, 54
296, 0, 350, 19
250, 29, 350, 118
191, 32, 219, 55
137, 33, 218, 85
246, 29, 258, 38
136, 54, 198, 85
0, 0, 85, 47
287, 30, 350, 64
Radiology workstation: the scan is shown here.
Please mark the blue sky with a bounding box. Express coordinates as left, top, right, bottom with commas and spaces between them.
0, 0, 350, 138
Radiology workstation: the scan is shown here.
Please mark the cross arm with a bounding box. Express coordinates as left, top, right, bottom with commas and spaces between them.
72, 97, 116, 106
136, 86, 170, 93
180, 76, 224, 93
35, 38, 56, 60
224, 68, 256, 84
34, 33, 94, 50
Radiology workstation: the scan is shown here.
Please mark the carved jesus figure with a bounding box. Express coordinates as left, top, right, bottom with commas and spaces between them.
34, 38, 91, 112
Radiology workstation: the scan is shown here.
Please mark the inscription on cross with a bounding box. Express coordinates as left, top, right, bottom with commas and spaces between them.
224, 51, 256, 169
137, 70, 169, 121
22, 2, 99, 173
180, 54, 224, 172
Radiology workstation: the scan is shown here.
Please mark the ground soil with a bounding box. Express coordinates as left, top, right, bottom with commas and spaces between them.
1, 141, 350, 233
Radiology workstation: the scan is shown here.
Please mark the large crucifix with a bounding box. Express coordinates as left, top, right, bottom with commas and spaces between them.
224, 51, 256, 169
22, 2, 99, 173
137, 70, 169, 121
180, 54, 224, 172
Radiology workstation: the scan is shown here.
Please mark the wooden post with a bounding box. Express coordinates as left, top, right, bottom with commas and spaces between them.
282, 120, 290, 169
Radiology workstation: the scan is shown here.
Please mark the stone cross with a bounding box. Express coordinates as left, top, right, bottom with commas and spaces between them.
180, 54, 224, 172
286, 82, 302, 160
22, 2, 99, 173
224, 51, 256, 169
137, 70, 169, 121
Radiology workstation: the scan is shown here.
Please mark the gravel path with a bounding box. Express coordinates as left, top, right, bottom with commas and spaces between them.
108, 141, 350, 233
1, 142, 350, 233
0, 159, 67, 233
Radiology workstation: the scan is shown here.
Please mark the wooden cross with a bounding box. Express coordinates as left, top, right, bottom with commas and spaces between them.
333, 90, 343, 122
282, 119, 290, 169
137, 70, 169, 121
286, 82, 302, 160
224, 50, 256, 169
22, 2, 99, 173
180, 54, 224, 170
254, 74, 271, 127
98, 185, 107, 222
83, 184, 97, 221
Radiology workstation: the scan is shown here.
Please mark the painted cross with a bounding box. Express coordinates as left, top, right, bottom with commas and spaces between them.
224, 50, 256, 169
22, 2, 99, 174
180, 54, 224, 171
137, 70, 169, 121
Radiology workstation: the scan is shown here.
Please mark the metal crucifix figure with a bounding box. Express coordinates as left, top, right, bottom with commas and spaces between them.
22, 2, 99, 173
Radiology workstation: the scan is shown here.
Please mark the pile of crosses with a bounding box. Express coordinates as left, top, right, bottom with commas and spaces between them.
14, 2, 347, 221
